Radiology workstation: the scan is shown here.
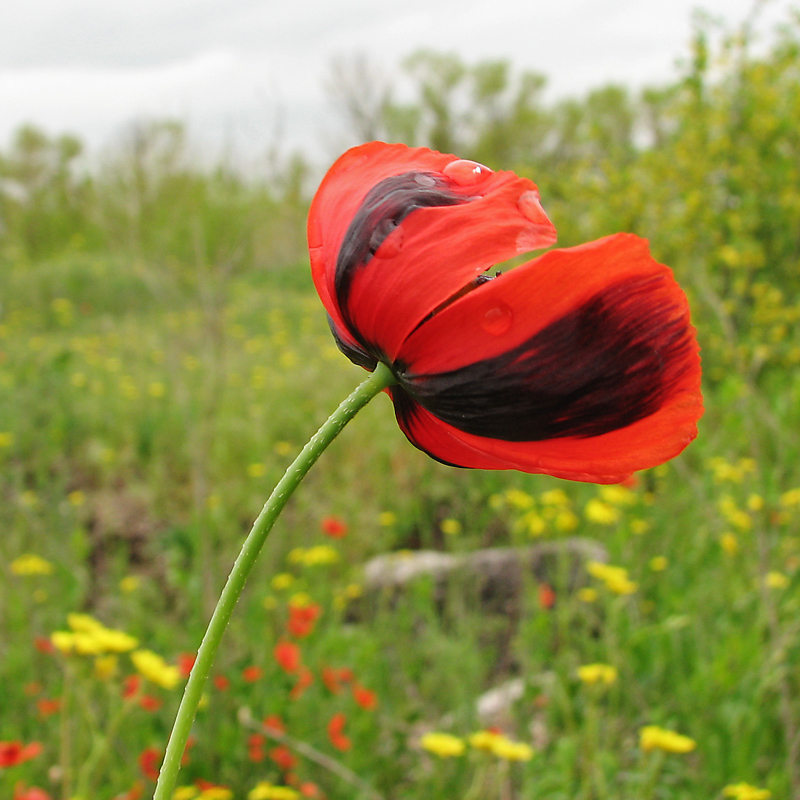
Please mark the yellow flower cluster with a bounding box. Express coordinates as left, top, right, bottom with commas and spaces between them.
718, 495, 753, 531
10, 553, 55, 575
723, 782, 771, 800
248, 783, 300, 800
421, 730, 535, 761
586, 561, 638, 595
51, 613, 139, 656
173, 786, 233, 800
639, 725, 696, 754
468, 730, 535, 761
131, 649, 181, 689
287, 545, 340, 566
577, 663, 618, 686
420, 732, 466, 758
707, 457, 757, 484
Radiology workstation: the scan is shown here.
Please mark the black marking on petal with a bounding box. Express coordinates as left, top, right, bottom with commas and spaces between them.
327, 315, 378, 371
397, 275, 695, 442
334, 172, 467, 325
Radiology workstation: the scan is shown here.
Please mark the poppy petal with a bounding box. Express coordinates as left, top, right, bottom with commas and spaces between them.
308, 142, 556, 363
392, 234, 702, 481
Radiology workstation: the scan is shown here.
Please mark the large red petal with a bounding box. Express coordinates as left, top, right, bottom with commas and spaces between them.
308, 141, 555, 360
393, 234, 702, 482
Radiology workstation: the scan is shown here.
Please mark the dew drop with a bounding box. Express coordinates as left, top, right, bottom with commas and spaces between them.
481, 301, 514, 336
517, 190, 546, 223
414, 173, 436, 188
373, 227, 404, 259
443, 159, 493, 186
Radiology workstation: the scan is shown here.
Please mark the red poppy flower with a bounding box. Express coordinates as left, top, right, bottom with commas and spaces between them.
538, 583, 556, 610
274, 640, 301, 674
37, 698, 61, 717
352, 683, 378, 710
139, 694, 162, 712
123, 674, 141, 699
289, 666, 314, 700
327, 712, 351, 751
177, 652, 196, 678
0, 741, 42, 768
320, 515, 348, 538
308, 142, 703, 483
269, 745, 298, 771
138, 747, 160, 781
14, 785, 52, 800
242, 665, 264, 683
263, 714, 285, 735
287, 603, 321, 638
213, 674, 230, 691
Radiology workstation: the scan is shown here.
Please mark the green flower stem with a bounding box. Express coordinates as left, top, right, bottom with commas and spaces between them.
153, 362, 397, 800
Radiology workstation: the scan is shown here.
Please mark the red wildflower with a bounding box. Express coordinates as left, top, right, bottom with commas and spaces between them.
138, 747, 160, 781
352, 683, 378, 710
300, 783, 321, 798
538, 583, 556, 610
37, 698, 61, 717
321, 666, 343, 694
13, 785, 51, 800
123, 674, 141, 699
308, 142, 703, 484
242, 665, 264, 682
23, 682, 41, 697
274, 640, 301, 674
287, 603, 322, 638
269, 745, 298, 771
248, 733, 266, 763
33, 636, 55, 655
289, 666, 314, 700
0, 741, 42, 768
263, 714, 285, 735
327, 712, 351, 751
182, 737, 196, 767
139, 694, 162, 712
177, 652, 196, 678
112, 782, 143, 800
320, 515, 348, 538
213, 674, 230, 691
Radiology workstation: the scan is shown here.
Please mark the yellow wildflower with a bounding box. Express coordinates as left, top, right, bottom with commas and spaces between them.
94, 655, 118, 680
469, 730, 503, 751
780, 488, 800, 507
11, 554, 55, 576
248, 783, 300, 800
420, 732, 466, 758
378, 511, 397, 526
271, 573, 294, 591
51, 631, 76, 654
344, 583, 363, 598
247, 463, 266, 478
599, 486, 636, 506
198, 789, 232, 800
584, 499, 620, 525
489, 737, 534, 761
504, 489, 534, 510
120, 575, 140, 593
131, 649, 181, 689
587, 562, 638, 595
631, 519, 650, 535
577, 587, 598, 603
288, 545, 340, 566
765, 571, 789, 589
172, 787, 199, 800
273, 441, 293, 456
577, 663, 618, 686
720, 533, 739, 555
540, 489, 569, 506
723, 782, 771, 800
639, 725, 696, 754
747, 494, 764, 512
0, 432, 14, 448
440, 518, 461, 535
649, 556, 668, 572
68, 490, 86, 507
67, 613, 104, 633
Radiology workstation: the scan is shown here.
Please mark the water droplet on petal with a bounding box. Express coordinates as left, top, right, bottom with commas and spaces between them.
481, 301, 514, 336
414, 173, 436, 188
518, 190, 547, 224
373, 227, 404, 259
443, 159, 493, 186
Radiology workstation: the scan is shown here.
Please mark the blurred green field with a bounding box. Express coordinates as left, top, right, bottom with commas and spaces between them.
2, 11, 800, 800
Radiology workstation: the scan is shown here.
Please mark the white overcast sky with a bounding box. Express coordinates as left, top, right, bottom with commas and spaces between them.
0, 0, 795, 166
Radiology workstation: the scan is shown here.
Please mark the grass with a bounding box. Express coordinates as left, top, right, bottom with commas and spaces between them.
0, 245, 798, 800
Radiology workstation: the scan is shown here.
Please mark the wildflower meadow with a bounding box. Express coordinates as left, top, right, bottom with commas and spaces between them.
2, 9, 800, 800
